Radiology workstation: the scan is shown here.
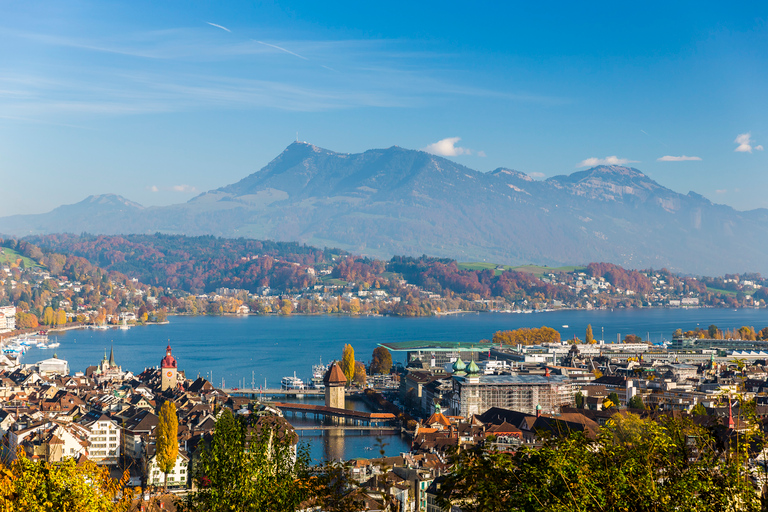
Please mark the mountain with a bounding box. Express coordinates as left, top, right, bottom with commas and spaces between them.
2, 142, 767, 275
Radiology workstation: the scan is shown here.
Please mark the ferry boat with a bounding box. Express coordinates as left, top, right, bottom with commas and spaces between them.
281, 372, 305, 390
309, 360, 328, 389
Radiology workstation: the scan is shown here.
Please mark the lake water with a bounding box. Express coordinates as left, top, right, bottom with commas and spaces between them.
19, 308, 768, 461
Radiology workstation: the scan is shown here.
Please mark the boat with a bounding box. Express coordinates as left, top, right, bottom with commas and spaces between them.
309, 360, 328, 389
48, 342, 60, 348
281, 372, 305, 390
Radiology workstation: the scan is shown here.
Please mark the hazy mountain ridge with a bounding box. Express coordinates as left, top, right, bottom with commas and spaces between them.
2, 142, 767, 275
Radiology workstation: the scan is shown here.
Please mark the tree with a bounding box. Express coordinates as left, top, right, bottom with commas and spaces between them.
438, 413, 761, 512
55, 308, 67, 326
156, 400, 179, 492
184, 410, 349, 512
623, 333, 642, 344
708, 324, 719, 339
574, 391, 584, 409
607, 392, 620, 407
0, 451, 136, 511
341, 344, 355, 384
353, 361, 367, 387
586, 324, 595, 344
43, 306, 54, 326
691, 402, 708, 416
370, 346, 392, 375
627, 394, 644, 409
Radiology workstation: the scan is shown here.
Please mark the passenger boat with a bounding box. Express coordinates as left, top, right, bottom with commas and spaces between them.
281, 372, 305, 390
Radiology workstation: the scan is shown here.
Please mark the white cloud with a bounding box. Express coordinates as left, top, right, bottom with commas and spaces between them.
477, 150, 487, 157
657, 155, 702, 162
716, 189, 727, 194
206, 22, 231, 33
529, 172, 545, 179
147, 185, 159, 192
422, 137, 475, 156
734, 132, 762, 153
171, 184, 197, 193
577, 156, 638, 167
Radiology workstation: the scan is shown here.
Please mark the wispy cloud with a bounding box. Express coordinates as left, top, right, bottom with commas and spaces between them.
577, 156, 638, 167
170, 184, 197, 193
716, 189, 727, 194
657, 155, 702, 162
734, 132, 763, 153
530, 172, 545, 179
422, 137, 478, 156
206, 22, 231, 33
147, 185, 159, 192
254, 40, 308, 60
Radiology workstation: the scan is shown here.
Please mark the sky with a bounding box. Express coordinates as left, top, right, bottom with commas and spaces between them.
0, 1, 766, 216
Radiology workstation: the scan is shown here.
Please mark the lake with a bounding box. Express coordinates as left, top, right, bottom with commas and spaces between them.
19, 308, 768, 461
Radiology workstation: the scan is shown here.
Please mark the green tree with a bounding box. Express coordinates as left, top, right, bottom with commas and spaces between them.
184, 409, 358, 512
708, 324, 719, 339
0, 451, 136, 511
607, 392, 620, 407
574, 391, 584, 409
370, 346, 392, 375
586, 324, 595, 344
341, 344, 355, 384
627, 394, 644, 409
691, 402, 708, 416
156, 400, 179, 492
439, 413, 761, 512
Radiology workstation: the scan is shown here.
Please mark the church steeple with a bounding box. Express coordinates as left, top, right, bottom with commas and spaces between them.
109, 345, 115, 367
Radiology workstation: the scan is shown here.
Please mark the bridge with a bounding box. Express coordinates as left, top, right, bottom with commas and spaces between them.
293, 426, 400, 434
271, 402, 396, 426
222, 388, 325, 397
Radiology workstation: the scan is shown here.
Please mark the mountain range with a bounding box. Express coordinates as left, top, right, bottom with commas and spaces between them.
2, 141, 767, 275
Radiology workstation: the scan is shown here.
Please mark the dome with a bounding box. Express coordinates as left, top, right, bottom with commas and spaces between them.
452, 357, 466, 373
161, 345, 177, 369
466, 360, 480, 374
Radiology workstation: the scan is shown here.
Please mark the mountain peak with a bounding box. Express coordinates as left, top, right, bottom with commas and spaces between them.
489, 167, 533, 182
77, 194, 144, 210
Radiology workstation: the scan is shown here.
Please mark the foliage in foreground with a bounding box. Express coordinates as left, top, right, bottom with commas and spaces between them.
439, 413, 763, 512
0, 452, 136, 512
182, 409, 362, 512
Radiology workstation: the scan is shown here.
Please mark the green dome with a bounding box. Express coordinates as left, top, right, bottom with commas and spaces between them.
466, 360, 480, 374
452, 357, 466, 372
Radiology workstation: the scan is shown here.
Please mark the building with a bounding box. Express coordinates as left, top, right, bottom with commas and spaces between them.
0, 306, 16, 333
324, 361, 347, 409
144, 446, 190, 489
161, 345, 178, 392
449, 362, 574, 417
78, 411, 121, 463
92, 346, 127, 383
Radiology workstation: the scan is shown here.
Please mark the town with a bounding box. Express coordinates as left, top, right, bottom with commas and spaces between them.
2, 322, 768, 510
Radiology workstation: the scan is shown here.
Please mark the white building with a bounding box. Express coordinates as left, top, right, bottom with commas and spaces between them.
0, 306, 16, 333
144, 447, 189, 489
79, 412, 121, 463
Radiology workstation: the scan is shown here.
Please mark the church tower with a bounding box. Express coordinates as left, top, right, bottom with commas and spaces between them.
161, 345, 177, 391
323, 361, 347, 409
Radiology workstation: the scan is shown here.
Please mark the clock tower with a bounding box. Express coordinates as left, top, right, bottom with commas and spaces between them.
161, 345, 177, 391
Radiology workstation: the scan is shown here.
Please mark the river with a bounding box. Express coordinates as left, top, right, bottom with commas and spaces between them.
19, 308, 768, 461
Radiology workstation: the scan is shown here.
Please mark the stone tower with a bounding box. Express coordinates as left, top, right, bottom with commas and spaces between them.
161, 344, 177, 391
323, 361, 347, 409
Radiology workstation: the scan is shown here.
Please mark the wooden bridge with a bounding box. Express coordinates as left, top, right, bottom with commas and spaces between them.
271, 402, 396, 426
293, 426, 400, 434
222, 388, 326, 397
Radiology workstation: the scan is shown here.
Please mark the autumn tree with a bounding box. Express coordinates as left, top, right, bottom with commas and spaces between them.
156, 400, 179, 492
370, 346, 393, 375
43, 306, 55, 326
353, 361, 367, 387
341, 344, 355, 384
585, 324, 595, 344
623, 333, 643, 344
55, 308, 67, 326
0, 451, 136, 511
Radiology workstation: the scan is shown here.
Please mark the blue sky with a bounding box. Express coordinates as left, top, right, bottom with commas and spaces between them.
0, 1, 766, 216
